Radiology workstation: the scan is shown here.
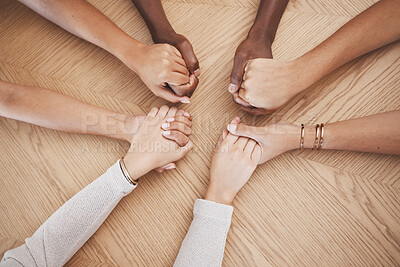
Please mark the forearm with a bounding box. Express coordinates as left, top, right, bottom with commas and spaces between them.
297, 0, 400, 87
248, 0, 289, 41
174, 199, 233, 267
0, 80, 134, 142
131, 0, 174, 42
301, 111, 400, 155
1, 161, 136, 266
18, 0, 143, 63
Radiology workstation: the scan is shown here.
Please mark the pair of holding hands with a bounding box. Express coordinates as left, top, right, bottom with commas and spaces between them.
123, 34, 200, 103
124, 105, 297, 204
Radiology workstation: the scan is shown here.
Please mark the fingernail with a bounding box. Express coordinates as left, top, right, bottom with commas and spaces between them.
161, 123, 170, 129
227, 124, 236, 132
183, 112, 191, 118
165, 165, 176, 170
194, 68, 201, 77
181, 99, 190, 104
163, 131, 171, 136
228, 83, 236, 93
167, 118, 175, 122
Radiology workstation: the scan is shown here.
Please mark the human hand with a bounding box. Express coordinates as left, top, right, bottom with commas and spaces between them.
226, 122, 300, 164
123, 43, 192, 103
154, 32, 200, 97
123, 105, 193, 179
238, 59, 310, 114
205, 117, 262, 205
228, 35, 273, 115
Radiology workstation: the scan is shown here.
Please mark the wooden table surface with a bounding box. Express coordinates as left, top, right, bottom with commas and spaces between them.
1, 0, 399, 266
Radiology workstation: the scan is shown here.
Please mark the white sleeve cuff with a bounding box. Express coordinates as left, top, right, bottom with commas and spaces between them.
194, 199, 233, 222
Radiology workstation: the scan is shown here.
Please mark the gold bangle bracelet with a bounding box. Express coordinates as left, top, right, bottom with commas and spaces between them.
300, 124, 305, 150
313, 124, 320, 150
318, 123, 325, 150
120, 157, 139, 186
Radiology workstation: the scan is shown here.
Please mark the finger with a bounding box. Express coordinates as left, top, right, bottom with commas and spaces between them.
178, 140, 194, 157
238, 88, 250, 103
215, 130, 225, 150
224, 117, 240, 144
148, 107, 159, 117
222, 129, 228, 139
176, 39, 200, 75
228, 53, 246, 93
155, 86, 190, 103
235, 136, 249, 150
155, 167, 165, 173
227, 123, 267, 143
175, 109, 192, 120
166, 106, 178, 118
162, 130, 190, 147
240, 106, 273, 116
173, 61, 190, 76
252, 144, 262, 163
157, 105, 170, 118
166, 116, 192, 127
162, 121, 192, 136
166, 72, 190, 86
170, 75, 198, 97
244, 139, 257, 155
232, 91, 252, 108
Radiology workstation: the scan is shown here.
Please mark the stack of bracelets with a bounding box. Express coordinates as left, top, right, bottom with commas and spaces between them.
119, 157, 139, 186
299, 123, 325, 151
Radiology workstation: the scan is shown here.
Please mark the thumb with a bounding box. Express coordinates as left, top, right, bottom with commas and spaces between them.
228, 55, 246, 93
226, 123, 266, 143
179, 140, 194, 157
156, 86, 191, 104
177, 41, 200, 76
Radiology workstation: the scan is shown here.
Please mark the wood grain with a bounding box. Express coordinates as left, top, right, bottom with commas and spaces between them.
0, 0, 399, 266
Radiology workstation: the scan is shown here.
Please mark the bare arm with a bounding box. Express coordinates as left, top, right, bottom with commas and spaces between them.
0, 80, 142, 142
298, 0, 400, 88
226, 111, 400, 164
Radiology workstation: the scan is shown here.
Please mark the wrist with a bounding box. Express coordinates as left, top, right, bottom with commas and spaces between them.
248, 25, 274, 45
114, 36, 146, 73
151, 27, 176, 44
123, 152, 149, 181
205, 185, 234, 205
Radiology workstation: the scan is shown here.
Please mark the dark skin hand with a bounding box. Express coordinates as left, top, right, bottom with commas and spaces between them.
131, 0, 200, 97
229, 0, 289, 115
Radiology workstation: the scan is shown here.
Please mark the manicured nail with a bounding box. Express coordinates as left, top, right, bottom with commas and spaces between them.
181, 99, 190, 104
165, 165, 176, 170
228, 83, 236, 93
161, 123, 170, 129
167, 118, 175, 122
183, 112, 191, 118
163, 131, 171, 136
194, 68, 201, 77
227, 124, 236, 132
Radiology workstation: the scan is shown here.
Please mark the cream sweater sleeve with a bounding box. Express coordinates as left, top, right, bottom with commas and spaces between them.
174, 199, 234, 267
1, 160, 136, 267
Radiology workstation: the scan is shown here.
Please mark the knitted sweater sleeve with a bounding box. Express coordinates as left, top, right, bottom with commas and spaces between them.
1, 160, 136, 267
174, 199, 234, 267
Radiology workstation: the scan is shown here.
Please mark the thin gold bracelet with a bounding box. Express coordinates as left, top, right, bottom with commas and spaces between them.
318, 123, 325, 150
313, 124, 320, 150
300, 124, 305, 150
120, 157, 139, 186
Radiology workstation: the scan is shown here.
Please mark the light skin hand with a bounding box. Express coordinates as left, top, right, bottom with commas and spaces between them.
124, 105, 194, 179
122, 43, 192, 103
227, 121, 299, 164
205, 118, 262, 205
238, 59, 305, 113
